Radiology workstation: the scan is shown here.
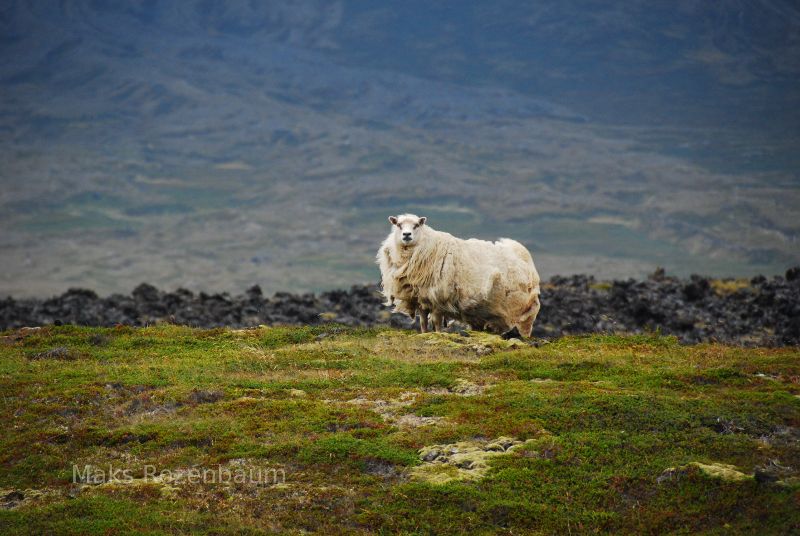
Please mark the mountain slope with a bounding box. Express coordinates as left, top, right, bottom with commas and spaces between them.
0, 1, 798, 295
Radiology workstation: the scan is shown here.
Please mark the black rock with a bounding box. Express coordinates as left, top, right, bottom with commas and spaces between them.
683, 275, 710, 302
1, 272, 799, 346
501, 326, 521, 340
132, 283, 160, 303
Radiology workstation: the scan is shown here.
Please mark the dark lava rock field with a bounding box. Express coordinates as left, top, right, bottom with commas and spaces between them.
2, 268, 799, 346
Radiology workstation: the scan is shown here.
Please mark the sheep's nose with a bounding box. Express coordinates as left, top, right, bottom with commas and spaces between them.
402, 232, 412, 240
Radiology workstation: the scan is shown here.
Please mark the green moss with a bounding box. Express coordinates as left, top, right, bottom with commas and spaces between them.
688, 461, 752, 482
0, 326, 798, 533
297, 433, 417, 467
411, 437, 534, 484
0, 494, 267, 535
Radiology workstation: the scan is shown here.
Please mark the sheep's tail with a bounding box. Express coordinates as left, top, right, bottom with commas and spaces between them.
376, 239, 395, 306
497, 238, 534, 264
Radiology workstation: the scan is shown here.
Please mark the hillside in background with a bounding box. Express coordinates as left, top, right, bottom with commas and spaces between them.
1, 1, 799, 296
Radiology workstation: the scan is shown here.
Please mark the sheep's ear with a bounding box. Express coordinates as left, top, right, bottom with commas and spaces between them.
418, 217, 427, 226
388, 216, 398, 225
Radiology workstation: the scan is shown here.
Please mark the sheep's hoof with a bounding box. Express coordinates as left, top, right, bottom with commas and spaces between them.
501, 327, 521, 340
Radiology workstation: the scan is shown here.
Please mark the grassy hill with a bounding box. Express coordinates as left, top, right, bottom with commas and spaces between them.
0, 325, 798, 533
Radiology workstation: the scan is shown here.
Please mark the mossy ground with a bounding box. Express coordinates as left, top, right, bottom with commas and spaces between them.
0, 325, 798, 534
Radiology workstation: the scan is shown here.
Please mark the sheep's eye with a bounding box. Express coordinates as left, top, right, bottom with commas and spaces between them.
413, 224, 419, 229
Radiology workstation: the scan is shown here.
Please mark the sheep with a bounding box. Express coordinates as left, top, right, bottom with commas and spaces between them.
376, 214, 541, 337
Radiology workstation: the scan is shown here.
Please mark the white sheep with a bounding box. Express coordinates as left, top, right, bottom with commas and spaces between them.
376, 214, 541, 337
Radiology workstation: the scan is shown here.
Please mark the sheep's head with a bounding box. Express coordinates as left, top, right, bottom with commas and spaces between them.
388, 214, 427, 247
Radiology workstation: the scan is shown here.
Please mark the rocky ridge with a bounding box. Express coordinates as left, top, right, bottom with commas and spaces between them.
1, 268, 798, 346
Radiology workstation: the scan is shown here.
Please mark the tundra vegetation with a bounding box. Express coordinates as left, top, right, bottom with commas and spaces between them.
0, 324, 798, 534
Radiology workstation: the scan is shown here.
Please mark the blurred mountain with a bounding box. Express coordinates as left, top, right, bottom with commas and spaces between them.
1, 0, 798, 296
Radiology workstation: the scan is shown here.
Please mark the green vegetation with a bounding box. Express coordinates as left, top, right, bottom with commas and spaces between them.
1, 325, 798, 534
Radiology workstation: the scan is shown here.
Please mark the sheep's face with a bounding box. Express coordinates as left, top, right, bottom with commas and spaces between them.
388, 214, 427, 247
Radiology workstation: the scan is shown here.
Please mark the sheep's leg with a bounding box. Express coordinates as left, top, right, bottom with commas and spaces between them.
419, 309, 429, 333
432, 312, 444, 332
518, 294, 541, 338
518, 318, 534, 338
